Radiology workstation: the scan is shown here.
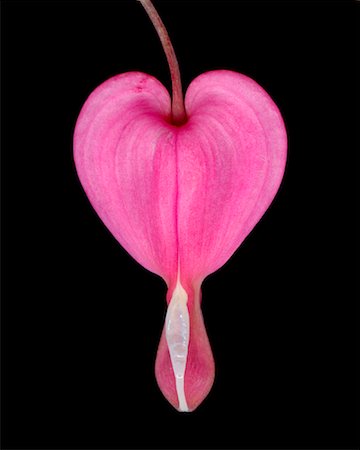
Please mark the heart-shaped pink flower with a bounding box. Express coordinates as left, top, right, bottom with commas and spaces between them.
73, 0, 287, 412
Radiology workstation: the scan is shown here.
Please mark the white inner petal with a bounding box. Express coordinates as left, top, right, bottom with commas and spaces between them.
165, 275, 190, 412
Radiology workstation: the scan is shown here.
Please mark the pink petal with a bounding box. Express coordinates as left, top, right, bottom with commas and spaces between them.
179, 70, 287, 284
74, 72, 178, 282
73, 69, 287, 411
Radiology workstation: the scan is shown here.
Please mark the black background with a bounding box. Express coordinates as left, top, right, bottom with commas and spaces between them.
1, 0, 357, 449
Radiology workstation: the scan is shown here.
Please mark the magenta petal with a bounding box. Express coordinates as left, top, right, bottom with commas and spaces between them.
74, 72, 178, 284
178, 70, 287, 285
73, 69, 287, 412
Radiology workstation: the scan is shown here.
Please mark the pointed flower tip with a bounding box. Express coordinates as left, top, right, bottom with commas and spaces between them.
156, 281, 215, 412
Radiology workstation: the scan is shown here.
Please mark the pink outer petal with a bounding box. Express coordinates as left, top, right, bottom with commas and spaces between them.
73, 70, 287, 411
74, 72, 178, 286
178, 70, 287, 291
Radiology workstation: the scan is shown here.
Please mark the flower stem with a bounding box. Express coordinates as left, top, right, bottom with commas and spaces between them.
138, 0, 187, 125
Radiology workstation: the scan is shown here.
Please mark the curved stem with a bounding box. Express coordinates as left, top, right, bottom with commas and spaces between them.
138, 0, 187, 125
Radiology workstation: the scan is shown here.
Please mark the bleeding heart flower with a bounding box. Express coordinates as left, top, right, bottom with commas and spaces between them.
73, 0, 287, 412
